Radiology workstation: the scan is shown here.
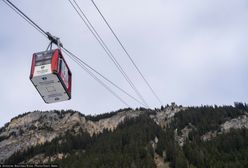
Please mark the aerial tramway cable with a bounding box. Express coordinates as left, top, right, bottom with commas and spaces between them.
62, 48, 147, 107
63, 49, 130, 106
90, 0, 163, 105
68, 0, 149, 108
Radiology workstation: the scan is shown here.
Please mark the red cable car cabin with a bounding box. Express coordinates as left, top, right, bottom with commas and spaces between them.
30, 49, 72, 103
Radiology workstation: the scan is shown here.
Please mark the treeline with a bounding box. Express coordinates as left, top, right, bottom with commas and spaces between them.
234, 102, 248, 111
53, 108, 134, 121
85, 108, 133, 121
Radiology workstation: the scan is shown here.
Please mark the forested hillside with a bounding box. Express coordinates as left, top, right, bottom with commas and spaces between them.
1, 103, 248, 168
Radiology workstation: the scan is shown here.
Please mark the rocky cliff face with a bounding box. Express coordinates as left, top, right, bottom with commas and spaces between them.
0, 109, 142, 163
150, 105, 186, 128
221, 113, 248, 131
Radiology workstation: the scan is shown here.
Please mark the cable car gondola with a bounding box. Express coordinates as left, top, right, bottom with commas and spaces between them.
30, 47, 72, 103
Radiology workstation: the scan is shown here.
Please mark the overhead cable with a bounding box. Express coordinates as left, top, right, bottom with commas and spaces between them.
90, 0, 163, 105
62, 49, 130, 106
62, 48, 147, 107
68, 0, 149, 108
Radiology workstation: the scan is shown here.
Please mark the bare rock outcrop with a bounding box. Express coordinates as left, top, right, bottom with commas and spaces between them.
0, 110, 141, 163
221, 114, 248, 132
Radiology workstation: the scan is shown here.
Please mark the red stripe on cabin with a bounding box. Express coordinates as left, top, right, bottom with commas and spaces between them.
51, 49, 59, 73
68, 74, 72, 93
29, 54, 36, 79
57, 49, 72, 92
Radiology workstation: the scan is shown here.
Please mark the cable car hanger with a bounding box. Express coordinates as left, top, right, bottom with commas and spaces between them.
46, 32, 63, 49
46, 33, 62, 52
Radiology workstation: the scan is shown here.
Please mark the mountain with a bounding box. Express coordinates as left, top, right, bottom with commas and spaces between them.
1, 103, 248, 168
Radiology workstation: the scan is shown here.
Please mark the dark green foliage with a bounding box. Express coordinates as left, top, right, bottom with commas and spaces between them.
234, 102, 248, 111
0, 135, 9, 142
169, 105, 248, 168
0, 127, 4, 134
174, 148, 188, 168
4, 150, 25, 164
10, 112, 31, 122
155, 127, 189, 168
56, 115, 159, 168
137, 107, 147, 111
161, 105, 165, 111
53, 110, 84, 119
4, 131, 91, 164
85, 111, 119, 121
172, 106, 244, 136
183, 129, 248, 168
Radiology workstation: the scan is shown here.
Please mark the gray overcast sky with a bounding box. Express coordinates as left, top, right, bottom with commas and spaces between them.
1, 0, 248, 127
